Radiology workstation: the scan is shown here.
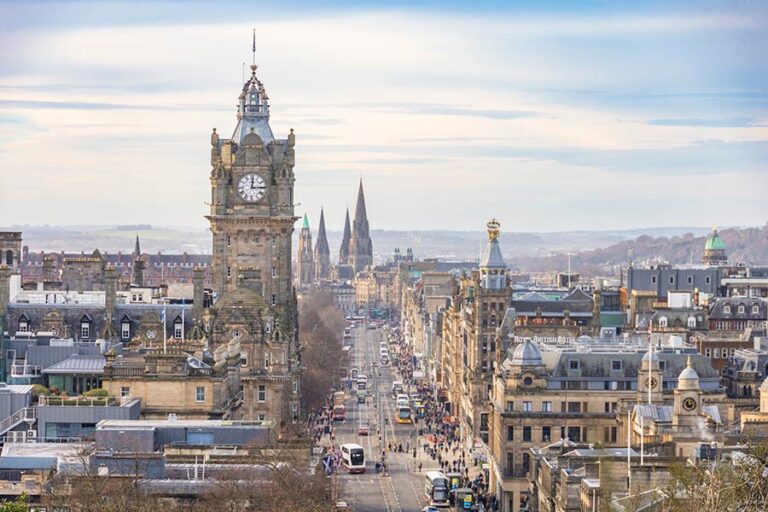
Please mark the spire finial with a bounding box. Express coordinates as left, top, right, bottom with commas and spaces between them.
686, 355, 693, 368
252, 28, 256, 67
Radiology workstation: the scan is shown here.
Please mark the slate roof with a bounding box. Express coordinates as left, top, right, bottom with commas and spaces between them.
480, 238, 506, 268
43, 355, 105, 375
709, 297, 767, 320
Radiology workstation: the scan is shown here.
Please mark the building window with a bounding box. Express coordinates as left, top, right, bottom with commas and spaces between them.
569, 360, 579, 371
507, 426, 514, 441
705, 276, 711, 285
687, 316, 697, 328
195, 387, 205, 402
174, 321, 183, 340
523, 426, 532, 442
264, 352, 270, 368
713, 348, 720, 359
121, 386, 130, 398
522, 401, 532, 412
272, 266, 277, 278
121, 322, 130, 339
272, 237, 276, 248
81, 322, 90, 340
542, 401, 552, 412
753, 305, 760, 315
724, 305, 731, 314
292, 380, 298, 394
705, 348, 712, 358
687, 276, 693, 285
542, 426, 551, 442
505, 401, 514, 412
659, 360, 666, 371
738, 305, 745, 314
18, 320, 28, 332
227, 266, 231, 279
670, 276, 675, 285
651, 276, 657, 284
227, 235, 231, 247
258, 414, 266, 421
271, 294, 276, 306
257, 385, 266, 402
611, 360, 622, 371
658, 316, 668, 328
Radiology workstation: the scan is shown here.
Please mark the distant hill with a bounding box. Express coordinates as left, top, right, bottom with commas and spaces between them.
512, 224, 768, 275
2, 224, 764, 276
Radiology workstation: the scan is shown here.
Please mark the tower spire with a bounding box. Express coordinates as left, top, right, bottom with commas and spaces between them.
252, 28, 256, 67
133, 235, 141, 257
339, 208, 352, 265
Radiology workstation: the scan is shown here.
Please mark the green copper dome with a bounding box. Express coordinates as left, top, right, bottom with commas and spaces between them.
705, 228, 725, 251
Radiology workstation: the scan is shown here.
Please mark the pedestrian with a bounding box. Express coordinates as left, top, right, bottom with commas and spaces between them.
418, 462, 423, 472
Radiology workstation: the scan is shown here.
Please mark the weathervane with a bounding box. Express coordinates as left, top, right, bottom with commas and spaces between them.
487, 218, 501, 241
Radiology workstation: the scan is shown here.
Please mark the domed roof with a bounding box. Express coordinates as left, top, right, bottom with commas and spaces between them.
704, 228, 725, 251
642, 349, 659, 363
677, 355, 700, 390
510, 340, 543, 366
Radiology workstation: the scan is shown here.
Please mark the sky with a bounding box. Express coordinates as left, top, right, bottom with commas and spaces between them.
0, 0, 766, 232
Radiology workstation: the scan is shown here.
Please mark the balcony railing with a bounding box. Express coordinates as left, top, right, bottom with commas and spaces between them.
10, 364, 42, 378
38, 396, 128, 407
0, 408, 37, 436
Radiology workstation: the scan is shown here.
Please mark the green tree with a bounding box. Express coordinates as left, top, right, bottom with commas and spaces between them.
0, 493, 29, 512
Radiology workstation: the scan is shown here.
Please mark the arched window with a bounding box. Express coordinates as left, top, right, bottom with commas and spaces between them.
658, 316, 668, 328
4, 250, 12, 266
687, 316, 697, 328
723, 305, 731, 315
752, 305, 760, 315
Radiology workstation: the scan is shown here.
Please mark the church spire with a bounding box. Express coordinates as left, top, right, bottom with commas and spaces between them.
339, 208, 352, 265
133, 235, 141, 257
314, 208, 331, 279
349, 179, 373, 273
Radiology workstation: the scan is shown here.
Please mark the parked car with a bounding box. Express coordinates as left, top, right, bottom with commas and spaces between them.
358, 423, 369, 436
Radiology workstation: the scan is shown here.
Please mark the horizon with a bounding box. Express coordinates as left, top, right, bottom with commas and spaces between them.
1, 1, 766, 231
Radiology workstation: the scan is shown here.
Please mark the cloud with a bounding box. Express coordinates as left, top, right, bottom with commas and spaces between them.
352, 102, 541, 120
645, 117, 766, 128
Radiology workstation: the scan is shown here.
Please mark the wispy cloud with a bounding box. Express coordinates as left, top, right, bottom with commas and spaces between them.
645, 117, 766, 128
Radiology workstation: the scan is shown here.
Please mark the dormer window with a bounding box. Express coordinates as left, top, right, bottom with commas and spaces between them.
738, 305, 745, 314
687, 316, 697, 329
81, 321, 90, 340
658, 316, 668, 328
753, 305, 760, 315
121, 321, 131, 340
724, 305, 731, 314
173, 317, 183, 339
18, 315, 29, 333
569, 360, 579, 371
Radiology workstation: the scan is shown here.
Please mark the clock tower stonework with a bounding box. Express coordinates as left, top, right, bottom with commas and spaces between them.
205, 60, 301, 431
207, 64, 296, 304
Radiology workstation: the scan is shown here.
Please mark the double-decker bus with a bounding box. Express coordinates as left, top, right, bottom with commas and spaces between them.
333, 405, 346, 421
396, 406, 412, 424
340, 443, 366, 473
424, 471, 450, 507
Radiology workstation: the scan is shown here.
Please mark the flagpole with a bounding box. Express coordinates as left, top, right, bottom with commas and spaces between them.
163, 300, 167, 354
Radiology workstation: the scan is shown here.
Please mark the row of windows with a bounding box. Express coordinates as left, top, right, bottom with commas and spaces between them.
506, 400, 620, 414
704, 347, 736, 359
722, 304, 761, 315
227, 235, 278, 248
650, 275, 712, 286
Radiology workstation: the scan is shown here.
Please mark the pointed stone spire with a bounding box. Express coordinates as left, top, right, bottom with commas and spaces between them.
133, 235, 141, 257
314, 208, 331, 279
349, 179, 373, 273
339, 207, 352, 265
297, 213, 314, 289
354, 178, 368, 228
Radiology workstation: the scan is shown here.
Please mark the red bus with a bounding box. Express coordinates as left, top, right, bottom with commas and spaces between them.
333, 405, 346, 421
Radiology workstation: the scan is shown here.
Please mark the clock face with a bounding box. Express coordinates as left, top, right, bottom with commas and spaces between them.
644, 377, 658, 389
146, 329, 157, 340
238, 173, 266, 202
682, 397, 697, 412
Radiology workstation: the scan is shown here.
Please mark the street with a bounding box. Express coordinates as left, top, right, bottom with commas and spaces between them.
334, 325, 429, 512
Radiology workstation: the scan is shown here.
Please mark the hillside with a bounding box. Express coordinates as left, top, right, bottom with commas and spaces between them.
513, 224, 768, 275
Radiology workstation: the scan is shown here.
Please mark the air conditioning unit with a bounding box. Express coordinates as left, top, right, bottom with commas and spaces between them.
27, 430, 37, 438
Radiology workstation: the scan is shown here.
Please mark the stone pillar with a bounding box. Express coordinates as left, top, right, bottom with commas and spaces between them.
0, 265, 10, 316
193, 266, 204, 324
105, 266, 117, 323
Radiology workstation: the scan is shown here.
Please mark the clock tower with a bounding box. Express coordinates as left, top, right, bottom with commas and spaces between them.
207, 62, 297, 304
204, 49, 302, 431
673, 356, 702, 430
637, 346, 663, 404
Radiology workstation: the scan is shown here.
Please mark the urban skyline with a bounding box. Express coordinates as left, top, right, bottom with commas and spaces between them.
1, 1, 766, 231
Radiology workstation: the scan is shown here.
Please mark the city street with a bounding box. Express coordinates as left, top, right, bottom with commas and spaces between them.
334, 325, 430, 512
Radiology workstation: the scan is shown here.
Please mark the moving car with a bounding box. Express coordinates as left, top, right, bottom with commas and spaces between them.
358, 423, 369, 435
